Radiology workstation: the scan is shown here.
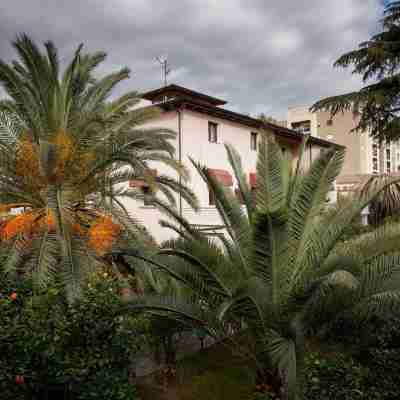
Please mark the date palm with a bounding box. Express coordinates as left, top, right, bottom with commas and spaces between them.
0, 34, 197, 301
123, 134, 400, 399
357, 173, 400, 225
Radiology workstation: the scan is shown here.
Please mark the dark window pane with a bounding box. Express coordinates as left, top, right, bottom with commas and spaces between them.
208, 122, 218, 143
250, 132, 258, 150
209, 188, 215, 205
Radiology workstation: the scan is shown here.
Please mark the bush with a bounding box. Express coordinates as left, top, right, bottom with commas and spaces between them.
188, 365, 255, 400
0, 272, 145, 400
302, 348, 400, 400
303, 352, 367, 400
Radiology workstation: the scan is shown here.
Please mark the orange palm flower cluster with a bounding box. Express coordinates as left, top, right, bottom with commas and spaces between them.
1, 212, 36, 240
51, 130, 74, 180
45, 210, 56, 232
16, 138, 43, 186
72, 222, 86, 236
88, 216, 120, 255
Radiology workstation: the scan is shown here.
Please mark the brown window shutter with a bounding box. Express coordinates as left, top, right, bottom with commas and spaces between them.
129, 169, 158, 188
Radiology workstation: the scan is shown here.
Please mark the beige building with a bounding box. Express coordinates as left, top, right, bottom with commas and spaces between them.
287, 105, 400, 193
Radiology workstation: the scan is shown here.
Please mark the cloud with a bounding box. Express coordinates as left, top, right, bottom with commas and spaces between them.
0, 0, 383, 118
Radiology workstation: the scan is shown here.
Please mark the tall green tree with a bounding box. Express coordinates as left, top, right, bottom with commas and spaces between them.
0, 34, 197, 301
122, 135, 400, 399
311, 2, 400, 142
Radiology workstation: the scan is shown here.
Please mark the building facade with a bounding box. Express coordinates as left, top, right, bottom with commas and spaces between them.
287, 105, 400, 194
122, 85, 338, 243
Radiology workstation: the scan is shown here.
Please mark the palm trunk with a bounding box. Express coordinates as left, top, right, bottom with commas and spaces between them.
47, 184, 79, 303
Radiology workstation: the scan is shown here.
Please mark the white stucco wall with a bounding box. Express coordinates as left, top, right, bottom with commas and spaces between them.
119, 106, 261, 243
120, 105, 332, 243
118, 110, 180, 243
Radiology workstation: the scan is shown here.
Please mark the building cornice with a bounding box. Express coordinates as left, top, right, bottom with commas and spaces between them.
143, 97, 342, 149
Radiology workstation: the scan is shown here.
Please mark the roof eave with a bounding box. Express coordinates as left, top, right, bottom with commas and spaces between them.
147, 99, 340, 149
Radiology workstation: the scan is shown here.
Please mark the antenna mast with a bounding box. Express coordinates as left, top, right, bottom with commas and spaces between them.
156, 55, 171, 87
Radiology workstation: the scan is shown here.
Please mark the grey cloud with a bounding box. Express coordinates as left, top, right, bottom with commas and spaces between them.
0, 0, 382, 119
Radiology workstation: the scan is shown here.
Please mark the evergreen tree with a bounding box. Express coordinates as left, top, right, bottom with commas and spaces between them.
311, 2, 400, 142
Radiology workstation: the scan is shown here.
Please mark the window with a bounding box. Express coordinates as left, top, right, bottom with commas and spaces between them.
326, 119, 333, 126
142, 186, 154, 206
291, 121, 311, 135
372, 143, 378, 157
372, 143, 379, 173
387, 148, 391, 160
209, 188, 215, 205
208, 122, 218, 143
250, 132, 258, 151
387, 161, 391, 173
373, 158, 378, 173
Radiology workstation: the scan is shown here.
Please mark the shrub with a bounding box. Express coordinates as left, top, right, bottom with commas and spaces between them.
0, 272, 145, 399
301, 348, 400, 400
302, 352, 367, 400
188, 365, 255, 400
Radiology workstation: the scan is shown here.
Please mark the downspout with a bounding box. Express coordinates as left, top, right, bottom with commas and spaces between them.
177, 108, 183, 219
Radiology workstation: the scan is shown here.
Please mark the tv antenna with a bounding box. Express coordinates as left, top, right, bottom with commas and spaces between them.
156, 55, 171, 87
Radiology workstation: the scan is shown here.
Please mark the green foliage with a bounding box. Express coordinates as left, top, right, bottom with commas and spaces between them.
338, 221, 373, 242
77, 371, 137, 400
0, 273, 144, 399
302, 348, 400, 400
302, 318, 400, 399
185, 365, 255, 400
303, 352, 366, 400
356, 175, 400, 226
124, 136, 400, 400
253, 393, 279, 400
311, 2, 400, 142
0, 34, 197, 300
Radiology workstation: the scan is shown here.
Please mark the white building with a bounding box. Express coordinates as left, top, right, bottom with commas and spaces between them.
123, 85, 339, 243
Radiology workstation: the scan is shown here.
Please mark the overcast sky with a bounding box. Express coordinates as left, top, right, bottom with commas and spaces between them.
0, 0, 386, 119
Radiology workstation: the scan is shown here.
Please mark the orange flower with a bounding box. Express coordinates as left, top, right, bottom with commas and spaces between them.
72, 222, 86, 236
16, 138, 43, 187
88, 216, 120, 255
51, 130, 74, 179
45, 210, 56, 232
10, 292, 17, 301
1, 212, 36, 240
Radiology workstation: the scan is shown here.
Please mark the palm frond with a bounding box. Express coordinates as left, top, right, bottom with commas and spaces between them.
225, 143, 255, 219
190, 157, 252, 275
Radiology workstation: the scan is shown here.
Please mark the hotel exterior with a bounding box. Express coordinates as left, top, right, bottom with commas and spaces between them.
123, 85, 339, 242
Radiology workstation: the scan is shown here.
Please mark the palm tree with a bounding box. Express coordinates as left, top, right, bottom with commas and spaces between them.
121, 134, 400, 399
357, 174, 400, 225
0, 34, 197, 301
